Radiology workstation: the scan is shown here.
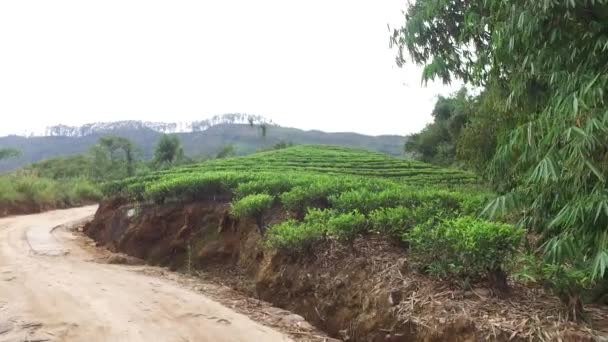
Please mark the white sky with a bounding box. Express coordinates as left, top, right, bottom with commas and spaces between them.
0, 0, 459, 137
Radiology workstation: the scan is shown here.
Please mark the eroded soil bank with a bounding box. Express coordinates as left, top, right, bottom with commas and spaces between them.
85, 199, 608, 341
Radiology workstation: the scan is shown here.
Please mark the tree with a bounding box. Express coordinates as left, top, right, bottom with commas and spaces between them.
90, 136, 138, 180
0, 148, 20, 161
216, 144, 236, 159
404, 87, 472, 165
392, 0, 608, 311
153, 134, 184, 166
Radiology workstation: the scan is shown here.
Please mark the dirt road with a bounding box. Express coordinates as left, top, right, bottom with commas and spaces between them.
0, 206, 293, 342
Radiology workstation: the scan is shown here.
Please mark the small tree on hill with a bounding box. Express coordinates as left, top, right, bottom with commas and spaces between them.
216, 144, 236, 159
154, 134, 184, 167
90, 136, 138, 180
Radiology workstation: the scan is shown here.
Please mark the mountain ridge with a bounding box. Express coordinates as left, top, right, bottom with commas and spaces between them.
0, 121, 405, 172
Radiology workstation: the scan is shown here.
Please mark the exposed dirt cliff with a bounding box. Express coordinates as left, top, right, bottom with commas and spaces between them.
85, 199, 608, 342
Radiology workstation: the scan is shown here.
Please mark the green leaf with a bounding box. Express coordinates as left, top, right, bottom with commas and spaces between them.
585, 160, 605, 182
591, 250, 608, 280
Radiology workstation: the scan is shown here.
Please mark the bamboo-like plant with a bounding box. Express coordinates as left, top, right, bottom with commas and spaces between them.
391, 0, 608, 309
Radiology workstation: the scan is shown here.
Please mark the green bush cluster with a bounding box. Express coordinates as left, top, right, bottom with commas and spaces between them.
266, 208, 367, 250
407, 217, 524, 280
0, 174, 101, 209
230, 194, 274, 220
368, 206, 434, 236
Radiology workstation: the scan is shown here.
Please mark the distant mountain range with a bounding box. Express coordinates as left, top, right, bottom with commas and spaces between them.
0, 116, 405, 172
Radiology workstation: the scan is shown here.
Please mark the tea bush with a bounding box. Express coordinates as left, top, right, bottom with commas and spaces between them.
266, 219, 325, 251
230, 193, 274, 220
266, 208, 367, 249
325, 210, 367, 240
368, 206, 436, 236
407, 217, 524, 281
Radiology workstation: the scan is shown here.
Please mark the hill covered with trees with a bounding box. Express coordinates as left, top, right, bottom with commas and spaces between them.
0, 115, 405, 172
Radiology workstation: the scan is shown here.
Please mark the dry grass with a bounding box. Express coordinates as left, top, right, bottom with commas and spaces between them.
336, 237, 608, 341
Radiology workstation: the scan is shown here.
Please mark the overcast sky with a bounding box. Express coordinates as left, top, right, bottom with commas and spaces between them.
0, 0, 459, 137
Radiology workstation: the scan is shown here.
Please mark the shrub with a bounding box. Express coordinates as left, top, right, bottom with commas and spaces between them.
368, 206, 423, 236
0, 174, 102, 210
302, 207, 336, 225
230, 193, 274, 234
145, 172, 246, 203
407, 216, 524, 287
235, 177, 296, 198
230, 193, 274, 220
329, 189, 398, 213
325, 210, 367, 240
14, 175, 57, 206
279, 179, 355, 214
0, 176, 20, 204
70, 179, 103, 202
266, 219, 326, 251
266, 208, 367, 249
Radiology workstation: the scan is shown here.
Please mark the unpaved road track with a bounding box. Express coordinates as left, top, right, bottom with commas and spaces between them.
0, 206, 293, 342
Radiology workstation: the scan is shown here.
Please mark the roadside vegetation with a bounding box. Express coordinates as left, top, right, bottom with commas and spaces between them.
102, 142, 608, 313
0, 133, 191, 216
391, 0, 608, 314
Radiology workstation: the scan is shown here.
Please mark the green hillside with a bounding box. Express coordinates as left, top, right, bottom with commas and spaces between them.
167, 145, 477, 186
106, 145, 478, 198
0, 123, 405, 172
105, 145, 520, 287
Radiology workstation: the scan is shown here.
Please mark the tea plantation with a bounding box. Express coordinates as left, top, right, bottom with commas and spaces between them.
104, 145, 522, 283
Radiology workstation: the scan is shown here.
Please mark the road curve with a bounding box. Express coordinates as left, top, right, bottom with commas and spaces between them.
0, 206, 293, 342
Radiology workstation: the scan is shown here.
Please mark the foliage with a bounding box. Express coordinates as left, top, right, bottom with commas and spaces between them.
266, 219, 325, 251
257, 141, 295, 152
105, 146, 485, 215
216, 144, 236, 159
0, 148, 20, 160
0, 150, 103, 212
392, 0, 608, 291
368, 206, 434, 236
26, 155, 93, 179
280, 179, 357, 214
266, 208, 366, 250
0, 122, 406, 173
235, 176, 301, 198
90, 136, 140, 180
405, 88, 473, 165
100, 145, 550, 289
154, 134, 184, 167
408, 217, 524, 281
325, 210, 367, 240
230, 193, 274, 223
329, 188, 404, 214
0, 173, 101, 209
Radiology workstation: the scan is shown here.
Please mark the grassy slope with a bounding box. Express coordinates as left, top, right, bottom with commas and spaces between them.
0, 173, 101, 216
0, 155, 102, 216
